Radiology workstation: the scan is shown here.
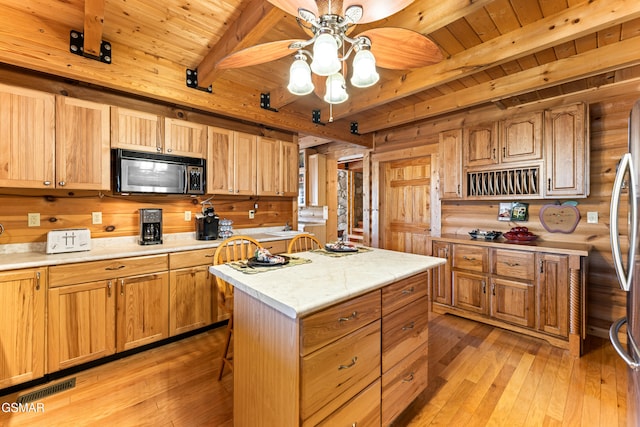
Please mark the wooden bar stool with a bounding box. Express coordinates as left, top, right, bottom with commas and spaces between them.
287, 233, 322, 253
212, 235, 263, 380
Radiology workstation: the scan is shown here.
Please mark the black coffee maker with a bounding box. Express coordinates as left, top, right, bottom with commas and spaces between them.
139, 208, 163, 245
196, 201, 219, 240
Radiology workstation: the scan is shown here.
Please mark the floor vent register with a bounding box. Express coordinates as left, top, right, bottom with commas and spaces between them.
16, 378, 76, 404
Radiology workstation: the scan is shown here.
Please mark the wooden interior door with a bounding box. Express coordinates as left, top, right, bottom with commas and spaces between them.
381, 156, 432, 254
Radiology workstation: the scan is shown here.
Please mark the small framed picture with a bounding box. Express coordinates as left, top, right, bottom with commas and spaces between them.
511, 202, 529, 221
498, 203, 512, 221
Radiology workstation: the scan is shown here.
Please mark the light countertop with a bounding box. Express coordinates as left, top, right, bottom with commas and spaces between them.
0, 227, 302, 271
209, 248, 446, 319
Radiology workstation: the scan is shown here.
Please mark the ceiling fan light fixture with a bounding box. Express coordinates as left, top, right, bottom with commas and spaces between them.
344, 5, 363, 25
350, 47, 379, 88
287, 54, 314, 96
310, 33, 341, 76
324, 72, 349, 104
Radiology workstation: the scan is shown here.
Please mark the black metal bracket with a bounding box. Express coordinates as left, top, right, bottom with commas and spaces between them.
185, 69, 213, 93
350, 121, 360, 135
260, 93, 278, 112
312, 109, 326, 126
69, 30, 112, 64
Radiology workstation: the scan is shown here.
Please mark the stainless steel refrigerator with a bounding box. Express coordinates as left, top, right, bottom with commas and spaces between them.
610, 99, 640, 425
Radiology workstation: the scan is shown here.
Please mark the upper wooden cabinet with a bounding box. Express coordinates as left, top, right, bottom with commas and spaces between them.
164, 118, 207, 158
544, 103, 589, 197
256, 137, 298, 197
464, 122, 498, 167
56, 96, 111, 190
500, 111, 543, 164
111, 109, 206, 158
207, 127, 257, 195
0, 84, 55, 189
438, 129, 463, 200
307, 153, 327, 206
111, 107, 163, 153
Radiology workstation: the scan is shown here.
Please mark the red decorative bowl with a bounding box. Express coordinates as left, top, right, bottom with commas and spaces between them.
503, 232, 538, 241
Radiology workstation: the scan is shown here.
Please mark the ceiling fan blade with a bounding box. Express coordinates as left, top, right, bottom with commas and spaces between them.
216, 40, 303, 70
266, 0, 318, 17
345, 0, 415, 24
359, 28, 443, 69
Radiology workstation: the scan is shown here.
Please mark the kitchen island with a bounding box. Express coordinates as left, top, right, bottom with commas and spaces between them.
209, 247, 445, 426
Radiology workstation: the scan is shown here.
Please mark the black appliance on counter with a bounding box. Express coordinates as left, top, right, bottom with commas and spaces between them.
196, 201, 219, 241
139, 208, 163, 245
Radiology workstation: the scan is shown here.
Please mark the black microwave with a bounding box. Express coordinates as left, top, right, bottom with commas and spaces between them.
112, 149, 206, 195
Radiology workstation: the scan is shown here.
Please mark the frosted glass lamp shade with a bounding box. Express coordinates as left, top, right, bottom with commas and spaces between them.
287, 58, 314, 96
310, 34, 341, 76
324, 73, 349, 104
350, 49, 379, 88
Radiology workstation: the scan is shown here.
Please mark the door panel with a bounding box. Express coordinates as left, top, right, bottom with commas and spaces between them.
382, 157, 432, 255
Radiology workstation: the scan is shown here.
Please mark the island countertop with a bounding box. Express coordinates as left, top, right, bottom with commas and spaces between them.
208, 247, 446, 319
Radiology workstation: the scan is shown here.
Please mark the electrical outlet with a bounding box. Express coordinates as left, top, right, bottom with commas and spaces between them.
249, 210, 255, 219
184, 211, 192, 221
92, 212, 103, 225
587, 211, 598, 224
28, 213, 40, 227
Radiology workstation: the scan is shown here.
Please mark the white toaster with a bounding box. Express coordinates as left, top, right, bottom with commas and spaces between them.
46, 228, 91, 254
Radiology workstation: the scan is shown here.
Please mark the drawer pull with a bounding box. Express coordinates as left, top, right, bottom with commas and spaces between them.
339, 357, 358, 370
105, 265, 126, 271
338, 311, 358, 322
205, 254, 215, 258
401, 286, 415, 295
504, 262, 520, 267
402, 322, 415, 331
402, 372, 415, 383
462, 256, 477, 261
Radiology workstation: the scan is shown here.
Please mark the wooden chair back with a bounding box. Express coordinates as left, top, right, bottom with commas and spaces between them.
287, 233, 322, 253
213, 235, 263, 311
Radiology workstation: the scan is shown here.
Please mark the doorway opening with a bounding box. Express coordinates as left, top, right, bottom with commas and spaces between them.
338, 159, 364, 243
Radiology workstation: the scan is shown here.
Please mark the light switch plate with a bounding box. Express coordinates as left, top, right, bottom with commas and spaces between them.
587, 212, 598, 224
92, 212, 103, 224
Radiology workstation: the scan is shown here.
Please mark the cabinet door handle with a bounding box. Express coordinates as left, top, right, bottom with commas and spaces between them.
463, 256, 477, 261
58, 181, 66, 186
539, 260, 544, 273
105, 265, 126, 271
402, 321, 415, 331
107, 280, 112, 297
402, 372, 415, 383
338, 311, 358, 322
338, 356, 358, 370
492, 148, 496, 160
548, 178, 551, 191
503, 147, 506, 157
482, 281, 486, 293
43, 181, 51, 186
35, 271, 41, 291
492, 283, 496, 296
401, 286, 415, 295
457, 184, 461, 196
120, 279, 125, 296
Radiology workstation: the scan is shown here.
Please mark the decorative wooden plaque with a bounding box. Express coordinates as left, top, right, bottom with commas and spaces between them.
539, 204, 581, 233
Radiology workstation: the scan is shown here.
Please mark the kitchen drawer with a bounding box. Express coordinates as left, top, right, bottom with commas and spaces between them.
381, 271, 428, 316
381, 342, 429, 426
264, 239, 287, 254
49, 254, 169, 287
491, 249, 535, 280
382, 296, 429, 373
305, 379, 381, 427
453, 245, 488, 272
300, 290, 381, 356
169, 248, 215, 269
301, 320, 381, 421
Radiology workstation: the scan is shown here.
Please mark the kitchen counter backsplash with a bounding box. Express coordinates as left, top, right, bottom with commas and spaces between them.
0, 226, 296, 271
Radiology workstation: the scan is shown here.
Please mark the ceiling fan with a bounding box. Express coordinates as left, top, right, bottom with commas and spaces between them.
216, 0, 443, 105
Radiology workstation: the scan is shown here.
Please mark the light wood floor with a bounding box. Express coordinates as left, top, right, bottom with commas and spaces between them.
0, 313, 628, 426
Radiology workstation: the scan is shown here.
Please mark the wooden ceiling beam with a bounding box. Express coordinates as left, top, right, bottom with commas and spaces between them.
329, 0, 640, 121
195, 0, 285, 88
82, 0, 105, 59
359, 36, 640, 133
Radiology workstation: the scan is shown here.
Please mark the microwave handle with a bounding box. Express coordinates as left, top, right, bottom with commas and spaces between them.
183, 167, 189, 194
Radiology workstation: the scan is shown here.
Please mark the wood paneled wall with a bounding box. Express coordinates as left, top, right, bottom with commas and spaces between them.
0, 191, 294, 244
369, 81, 640, 338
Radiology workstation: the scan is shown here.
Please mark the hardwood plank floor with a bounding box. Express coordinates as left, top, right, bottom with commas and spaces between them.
0, 313, 628, 426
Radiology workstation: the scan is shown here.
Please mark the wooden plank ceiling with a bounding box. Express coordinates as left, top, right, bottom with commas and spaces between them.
0, 0, 639, 147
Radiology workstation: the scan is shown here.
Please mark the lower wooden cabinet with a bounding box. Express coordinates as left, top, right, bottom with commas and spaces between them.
0, 268, 46, 389
48, 255, 169, 371
431, 238, 588, 356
